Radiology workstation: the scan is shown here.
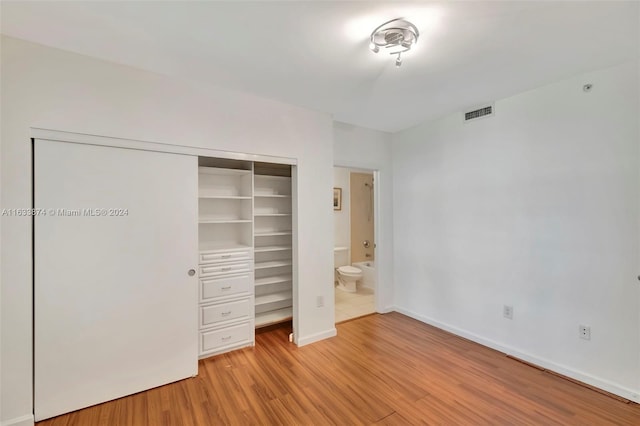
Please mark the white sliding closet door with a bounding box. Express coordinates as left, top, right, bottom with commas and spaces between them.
34, 140, 198, 421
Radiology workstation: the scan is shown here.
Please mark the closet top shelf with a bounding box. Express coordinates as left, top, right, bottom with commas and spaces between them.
198, 167, 251, 176
254, 174, 291, 180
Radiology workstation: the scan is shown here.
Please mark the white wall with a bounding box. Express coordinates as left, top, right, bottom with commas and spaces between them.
392, 61, 640, 401
0, 36, 336, 425
333, 167, 351, 251
333, 122, 394, 311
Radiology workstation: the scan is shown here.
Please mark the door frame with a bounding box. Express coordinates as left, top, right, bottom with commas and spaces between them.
332, 164, 383, 315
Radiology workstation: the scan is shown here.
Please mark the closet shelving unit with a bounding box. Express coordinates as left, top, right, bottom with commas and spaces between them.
253, 163, 293, 328
197, 159, 255, 357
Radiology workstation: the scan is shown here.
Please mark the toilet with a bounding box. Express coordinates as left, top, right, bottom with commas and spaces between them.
334, 247, 363, 293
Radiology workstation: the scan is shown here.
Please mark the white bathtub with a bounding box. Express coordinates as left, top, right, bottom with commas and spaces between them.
352, 261, 375, 289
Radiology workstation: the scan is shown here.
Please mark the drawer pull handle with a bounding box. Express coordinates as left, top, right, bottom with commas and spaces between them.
221, 286, 232, 290
221, 255, 232, 259
221, 267, 232, 272
221, 311, 232, 316
221, 336, 231, 341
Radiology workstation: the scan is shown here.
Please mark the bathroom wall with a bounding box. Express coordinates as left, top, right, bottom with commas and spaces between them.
333, 167, 351, 254
350, 172, 374, 263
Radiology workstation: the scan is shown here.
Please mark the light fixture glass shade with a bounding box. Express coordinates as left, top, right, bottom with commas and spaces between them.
369, 18, 419, 66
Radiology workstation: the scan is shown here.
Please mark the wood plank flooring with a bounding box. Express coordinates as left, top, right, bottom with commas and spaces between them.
38, 312, 640, 425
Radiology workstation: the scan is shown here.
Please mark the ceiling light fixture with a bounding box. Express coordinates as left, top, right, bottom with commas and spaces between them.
369, 18, 419, 67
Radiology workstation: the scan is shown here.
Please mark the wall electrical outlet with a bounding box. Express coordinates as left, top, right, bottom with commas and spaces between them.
503, 305, 513, 320
316, 296, 324, 308
579, 325, 591, 340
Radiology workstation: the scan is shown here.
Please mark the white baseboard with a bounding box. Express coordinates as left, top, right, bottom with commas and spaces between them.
393, 306, 640, 404
377, 305, 395, 314
0, 414, 34, 426
296, 327, 337, 347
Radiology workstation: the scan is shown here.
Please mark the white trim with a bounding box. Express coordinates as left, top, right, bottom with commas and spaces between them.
0, 414, 34, 426
30, 128, 297, 165
297, 328, 337, 347
393, 306, 640, 403
290, 166, 300, 347
378, 305, 395, 314
333, 163, 385, 315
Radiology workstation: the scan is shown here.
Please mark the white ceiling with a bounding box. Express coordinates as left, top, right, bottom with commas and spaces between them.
2, 1, 638, 132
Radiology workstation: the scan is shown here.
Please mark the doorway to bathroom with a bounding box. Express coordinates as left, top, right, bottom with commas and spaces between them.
333, 166, 376, 323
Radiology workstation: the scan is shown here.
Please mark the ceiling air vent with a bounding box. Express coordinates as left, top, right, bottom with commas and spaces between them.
464, 104, 494, 122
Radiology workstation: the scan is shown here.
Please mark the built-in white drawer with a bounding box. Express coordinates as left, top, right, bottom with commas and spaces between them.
200, 321, 253, 354
200, 298, 252, 328
199, 260, 252, 277
200, 274, 251, 303
199, 249, 252, 265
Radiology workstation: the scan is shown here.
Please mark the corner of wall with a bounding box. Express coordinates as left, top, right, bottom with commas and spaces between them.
296, 327, 337, 347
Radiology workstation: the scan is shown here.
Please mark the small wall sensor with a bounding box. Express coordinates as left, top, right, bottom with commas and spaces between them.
583, 84, 593, 93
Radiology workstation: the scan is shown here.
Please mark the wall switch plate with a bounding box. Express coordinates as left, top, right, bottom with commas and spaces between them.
503, 305, 513, 320
579, 325, 591, 340
316, 296, 324, 307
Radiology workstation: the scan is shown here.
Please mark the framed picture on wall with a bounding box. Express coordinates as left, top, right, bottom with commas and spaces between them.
333, 187, 342, 211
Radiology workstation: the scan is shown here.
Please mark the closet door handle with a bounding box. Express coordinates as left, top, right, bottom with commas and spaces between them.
187, 269, 196, 276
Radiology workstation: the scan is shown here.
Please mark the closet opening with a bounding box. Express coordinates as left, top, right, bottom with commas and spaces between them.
197, 157, 295, 359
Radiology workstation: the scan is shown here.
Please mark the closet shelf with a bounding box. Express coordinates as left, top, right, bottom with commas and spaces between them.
199, 167, 251, 176
254, 231, 292, 237
254, 246, 292, 253
254, 275, 292, 287
254, 175, 291, 180
255, 307, 293, 328
198, 195, 252, 200
199, 218, 252, 224
253, 168, 293, 332
199, 242, 253, 252
255, 291, 292, 306
254, 260, 292, 270
254, 194, 291, 198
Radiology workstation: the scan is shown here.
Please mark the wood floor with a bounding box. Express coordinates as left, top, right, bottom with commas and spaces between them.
39, 312, 640, 425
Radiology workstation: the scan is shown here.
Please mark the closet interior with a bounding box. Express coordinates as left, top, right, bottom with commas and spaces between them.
197, 158, 293, 358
